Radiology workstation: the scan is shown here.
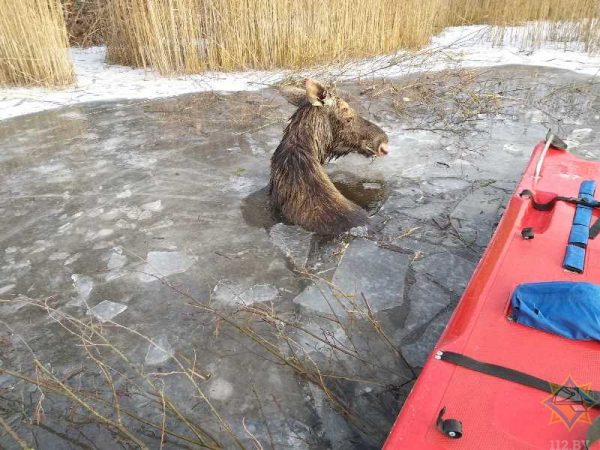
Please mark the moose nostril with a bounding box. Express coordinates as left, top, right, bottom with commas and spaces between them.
377, 142, 389, 156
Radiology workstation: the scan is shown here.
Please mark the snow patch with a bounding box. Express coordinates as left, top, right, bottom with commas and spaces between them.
2, 24, 599, 121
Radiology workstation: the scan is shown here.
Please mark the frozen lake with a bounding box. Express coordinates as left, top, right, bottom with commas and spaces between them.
1, 65, 599, 449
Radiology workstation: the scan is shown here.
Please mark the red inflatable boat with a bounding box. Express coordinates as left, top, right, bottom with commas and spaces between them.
384, 137, 600, 450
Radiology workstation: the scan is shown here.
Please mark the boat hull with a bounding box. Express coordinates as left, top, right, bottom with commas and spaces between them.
384, 142, 600, 450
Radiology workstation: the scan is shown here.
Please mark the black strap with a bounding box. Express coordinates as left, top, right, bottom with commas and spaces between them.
588, 416, 600, 449
439, 351, 600, 407
590, 218, 600, 240
519, 190, 600, 211
436, 407, 462, 439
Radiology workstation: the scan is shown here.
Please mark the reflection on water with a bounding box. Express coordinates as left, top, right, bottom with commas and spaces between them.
330, 171, 388, 216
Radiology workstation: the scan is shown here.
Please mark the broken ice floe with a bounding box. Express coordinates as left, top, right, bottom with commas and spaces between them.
107, 247, 127, 270
0, 284, 16, 295
70, 274, 94, 306
269, 223, 314, 268
139, 251, 196, 282
141, 200, 163, 212
145, 334, 174, 365
89, 300, 127, 322
212, 280, 279, 306
294, 239, 409, 315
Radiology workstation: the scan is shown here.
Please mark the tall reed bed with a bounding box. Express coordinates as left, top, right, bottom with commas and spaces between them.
445, 0, 598, 25
0, 0, 74, 86
106, 0, 205, 73
104, 0, 600, 75
105, 0, 441, 75
3, 0, 600, 86
445, 0, 600, 52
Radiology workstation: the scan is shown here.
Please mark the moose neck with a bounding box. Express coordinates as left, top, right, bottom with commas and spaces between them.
284, 105, 336, 164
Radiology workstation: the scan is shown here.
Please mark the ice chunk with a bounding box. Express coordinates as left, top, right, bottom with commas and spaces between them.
212, 280, 279, 306
569, 128, 594, 142
138, 210, 152, 220
308, 383, 354, 447
107, 248, 127, 270
246, 284, 279, 303
116, 189, 132, 199
48, 251, 70, 261
402, 310, 452, 367
292, 280, 339, 314
115, 219, 135, 229
269, 223, 314, 268
290, 317, 349, 356
395, 277, 453, 344
413, 252, 475, 296
0, 284, 16, 295
349, 226, 368, 237
399, 202, 442, 220
450, 187, 506, 247
64, 253, 81, 265
294, 239, 409, 315
142, 200, 162, 211
145, 335, 174, 365
94, 229, 114, 239
89, 300, 127, 322
212, 280, 244, 305
139, 251, 196, 282
71, 274, 94, 304
420, 178, 469, 195
503, 143, 523, 155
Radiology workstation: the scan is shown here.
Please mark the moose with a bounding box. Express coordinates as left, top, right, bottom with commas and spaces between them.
270, 79, 389, 235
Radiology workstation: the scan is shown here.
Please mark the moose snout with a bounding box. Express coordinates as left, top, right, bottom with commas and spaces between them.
377, 142, 389, 156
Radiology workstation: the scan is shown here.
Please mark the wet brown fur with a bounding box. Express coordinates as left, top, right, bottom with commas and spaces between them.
270, 81, 389, 235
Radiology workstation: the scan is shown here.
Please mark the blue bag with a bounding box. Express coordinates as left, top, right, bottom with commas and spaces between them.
511, 282, 600, 341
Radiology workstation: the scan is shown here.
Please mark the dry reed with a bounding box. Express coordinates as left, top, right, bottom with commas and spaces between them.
62, 0, 108, 46
445, 0, 599, 26
445, 0, 600, 52
0, 265, 414, 448
3, 1, 600, 89
0, 0, 74, 87
105, 0, 441, 75
103, 0, 600, 75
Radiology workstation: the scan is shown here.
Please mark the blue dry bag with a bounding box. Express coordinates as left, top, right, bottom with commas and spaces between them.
511, 282, 600, 341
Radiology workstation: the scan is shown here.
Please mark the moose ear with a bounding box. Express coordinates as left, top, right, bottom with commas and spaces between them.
278, 85, 307, 107
305, 79, 331, 107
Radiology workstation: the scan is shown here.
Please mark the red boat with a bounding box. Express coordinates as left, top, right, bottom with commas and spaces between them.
384, 136, 600, 450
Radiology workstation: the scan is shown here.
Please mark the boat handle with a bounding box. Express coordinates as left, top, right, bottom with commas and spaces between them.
533, 133, 554, 179
534, 131, 568, 179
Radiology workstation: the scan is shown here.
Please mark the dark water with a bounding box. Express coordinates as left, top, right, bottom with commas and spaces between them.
241, 174, 388, 230
330, 171, 388, 216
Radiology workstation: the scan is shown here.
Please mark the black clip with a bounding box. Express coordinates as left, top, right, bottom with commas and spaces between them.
521, 227, 534, 240
546, 130, 568, 150
436, 407, 462, 439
